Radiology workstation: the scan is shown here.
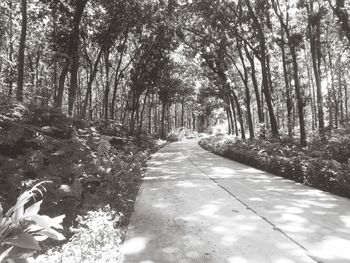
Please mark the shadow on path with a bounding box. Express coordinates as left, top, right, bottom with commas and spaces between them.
120, 139, 350, 263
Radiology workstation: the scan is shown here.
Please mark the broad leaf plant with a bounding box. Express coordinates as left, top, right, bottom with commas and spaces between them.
0, 182, 65, 262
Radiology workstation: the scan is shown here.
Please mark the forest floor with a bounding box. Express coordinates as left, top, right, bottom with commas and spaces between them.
120, 139, 350, 263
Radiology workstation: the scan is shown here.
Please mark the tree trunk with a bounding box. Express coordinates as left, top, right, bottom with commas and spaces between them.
35, 48, 41, 100
226, 108, 231, 134
55, 61, 69, 108
307, 3, 325, 137
103, 49, 110, 120
229, 100, 236, 135
148, 94, 154, 133
244, 45, 264, 123
243, 0, 279, 137
231, 97, 239, 136
344, 74, 349, 123
272, 0, 305, 145
305, 50, 317, 131
154, 95, 158, 136
280, 32, 293, 138
110, 33, 128, 119
161, 102, 166, 139
231, 91, 245, 140
53, 60, 58, 103
181, 100, 185, 127
192, 112, 195, 130
16, 0, 27, 101
174, 103, 178, 129
167, 105, 171, 134
28, 54, 35, 94
226, 102, 233, 135
67, 0, 88, 116
81, 46, 103, 118
260, 53, 279, 137
326, 63, 333, 129
139, 89, 150, 134
8, 0, 14, 97
338, 58, 344, 125
266, 52, 274, 94
236, 42, 254, 139
290, 45, 306, 146
328, 49, 339, 128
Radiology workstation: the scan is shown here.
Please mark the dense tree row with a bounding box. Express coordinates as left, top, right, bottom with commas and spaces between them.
1, 0, 349, 144
181, 0, 350, 145
0, 0, 200, 139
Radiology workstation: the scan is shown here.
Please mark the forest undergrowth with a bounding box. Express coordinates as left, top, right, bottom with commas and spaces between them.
199, 132, 350, 198
0, 98, 166, 262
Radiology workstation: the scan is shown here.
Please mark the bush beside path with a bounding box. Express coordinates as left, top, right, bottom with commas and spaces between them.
199, 134, 350, 199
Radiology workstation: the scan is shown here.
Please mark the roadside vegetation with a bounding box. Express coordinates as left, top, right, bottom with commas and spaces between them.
0, 100, 166, 262
199, 130, 350, 198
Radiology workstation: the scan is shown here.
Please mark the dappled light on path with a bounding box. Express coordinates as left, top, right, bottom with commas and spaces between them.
122, 237, 149, 255
120, 139, 350, 263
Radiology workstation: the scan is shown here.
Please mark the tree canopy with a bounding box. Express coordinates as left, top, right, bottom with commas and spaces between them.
0, 0, 349, 143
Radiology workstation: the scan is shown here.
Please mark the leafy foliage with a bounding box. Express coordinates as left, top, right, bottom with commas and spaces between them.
199, 135, 350, 198
27, 206, 123, 263
308, 127, 350, 163
0, 100, 166, 261
0, 182, 65, 262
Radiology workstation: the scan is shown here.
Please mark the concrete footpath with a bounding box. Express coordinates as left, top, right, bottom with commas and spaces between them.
120, 139, 350, 263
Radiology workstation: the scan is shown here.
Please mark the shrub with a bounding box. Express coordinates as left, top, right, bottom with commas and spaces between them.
308, 127, 350, 163
27, 206, 122, 263
0, 100, 168, 262
199, 135, 350, 198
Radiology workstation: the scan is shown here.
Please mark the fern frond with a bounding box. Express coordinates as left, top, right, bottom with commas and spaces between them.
50, 150, 66, 157
97, 139, 111, 156
47, 149, 66, 163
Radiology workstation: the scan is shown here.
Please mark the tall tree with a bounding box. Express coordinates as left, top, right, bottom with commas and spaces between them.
271, 0, 306, 146
68, 0, 88, 116
306, 1, 325, 137
16, 0, 27, 101
243, 0, 279, 138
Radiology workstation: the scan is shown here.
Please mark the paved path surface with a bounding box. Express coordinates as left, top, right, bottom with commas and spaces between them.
120, 139, 350, 263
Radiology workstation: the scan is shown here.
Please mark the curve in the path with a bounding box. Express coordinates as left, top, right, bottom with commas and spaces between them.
120, 139, 350, 263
